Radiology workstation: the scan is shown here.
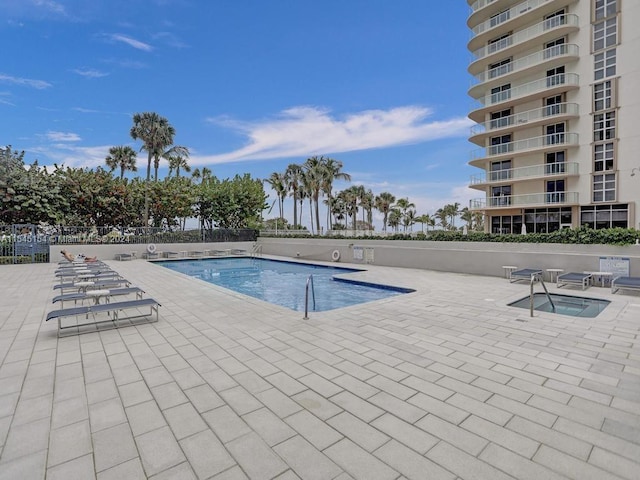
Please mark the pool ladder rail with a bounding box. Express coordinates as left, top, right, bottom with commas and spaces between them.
250, 244, 263, 257
303, 274, 316, 320
530, 273, 556, 316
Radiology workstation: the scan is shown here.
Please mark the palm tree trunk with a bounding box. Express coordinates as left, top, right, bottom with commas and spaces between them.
144, 152, 152, 228
314, 195, 321, 234
292, 191, 298, 228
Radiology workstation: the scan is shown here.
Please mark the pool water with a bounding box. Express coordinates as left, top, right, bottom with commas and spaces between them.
155, 258, 414, 312
509, 293, 610, 318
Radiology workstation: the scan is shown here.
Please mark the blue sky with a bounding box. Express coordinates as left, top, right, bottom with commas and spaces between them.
1, 0, 476, 229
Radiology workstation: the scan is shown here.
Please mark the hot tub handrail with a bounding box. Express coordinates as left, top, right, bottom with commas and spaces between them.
303, 274, 316, 320
530, 273, 555, 316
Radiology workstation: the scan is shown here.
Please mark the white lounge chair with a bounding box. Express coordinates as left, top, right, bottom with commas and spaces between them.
557, 272, 592, 290
611, 276, 640, 294
46, 297, 160, 337
509, 268, 543, 283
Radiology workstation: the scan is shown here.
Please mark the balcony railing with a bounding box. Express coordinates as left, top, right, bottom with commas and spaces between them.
469, 0, 497, 15
470, 103, 579, 136
471, 132, 579, 160
469, 161, 579, 185
471, 14, 578, 60
473, 44, 578, 83
471, 0, 553, 37
474, 73, 579, 108
470, 191, 579, 209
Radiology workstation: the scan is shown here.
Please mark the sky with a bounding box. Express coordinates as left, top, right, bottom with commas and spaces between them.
1, 0, 477, 230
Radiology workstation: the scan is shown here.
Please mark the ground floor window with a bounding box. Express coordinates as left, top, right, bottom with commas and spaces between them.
580, 204, 628, 229
524, 207, 572, 233
491, 215, 522, 234
491, 207, 572, 234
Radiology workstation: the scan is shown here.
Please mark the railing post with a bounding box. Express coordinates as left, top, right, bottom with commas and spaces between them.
303, 274, 315, 320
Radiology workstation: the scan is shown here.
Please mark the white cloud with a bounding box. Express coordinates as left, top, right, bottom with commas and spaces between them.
196, 105, 473, 166
31, 144, 111, 170
72, 68, 109, 78
0, 73, 52, 89
45, 131, 82, 142
107, 34, 153, 52
33, 0, 66, 15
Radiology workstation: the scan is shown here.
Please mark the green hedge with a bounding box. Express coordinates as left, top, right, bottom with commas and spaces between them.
261, 227, 640, 246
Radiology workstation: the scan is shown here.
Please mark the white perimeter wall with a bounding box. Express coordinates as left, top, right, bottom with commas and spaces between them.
256, 238, 640, 278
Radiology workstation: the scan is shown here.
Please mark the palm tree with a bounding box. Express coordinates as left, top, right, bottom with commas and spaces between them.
374, 192, 396, 232
339, 187, 360, 230
264, 172, 287, 221
460, 207, 473, 231
285, 163, 303, 228
445, 202, 461, 229
130, 112, 176, 226
394, 198, 415, 232
321, 158, 351, 231
166, 148, 190, 178
302, 156, 324, 234
435, 208, 448, 230
387, 208, 401, 232
415, 214, 430, 233
105, 145, 137, 179
360, 188, 374, 229
403, 208, 417, 232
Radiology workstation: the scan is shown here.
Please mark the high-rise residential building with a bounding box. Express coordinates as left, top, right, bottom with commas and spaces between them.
467, 0, 639, 234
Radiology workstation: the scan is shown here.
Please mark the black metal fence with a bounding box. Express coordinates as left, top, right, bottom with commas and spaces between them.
0, 224, 50, 264
0, 225, 259, 264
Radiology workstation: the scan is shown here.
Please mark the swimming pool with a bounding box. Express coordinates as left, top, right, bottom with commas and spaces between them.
155, 258, 414, 312
508, 292, 610, 318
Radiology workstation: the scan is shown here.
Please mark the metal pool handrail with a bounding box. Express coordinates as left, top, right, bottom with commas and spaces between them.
303, 274, 316, 320
530, 273, 555, 316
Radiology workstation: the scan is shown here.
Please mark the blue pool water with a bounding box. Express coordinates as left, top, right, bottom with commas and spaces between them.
155, 258, 414, 312
509, 293, 610, 318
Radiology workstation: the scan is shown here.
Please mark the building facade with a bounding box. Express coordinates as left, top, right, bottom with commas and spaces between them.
467, 0, 640, 234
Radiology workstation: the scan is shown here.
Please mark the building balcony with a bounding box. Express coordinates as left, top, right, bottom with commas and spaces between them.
469, 14, 579, 70
470, 191, 579, 210
468, 0, 565, 51
469, 103, 579, 144
469, 44, 579, 98
470, 132, 579, 166
469, 73, 579, 122
468, 0, 498, 16
469, 161, 579, 188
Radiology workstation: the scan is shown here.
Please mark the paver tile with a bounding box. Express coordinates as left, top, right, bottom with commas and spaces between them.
242, 407, 296, 446
324, 438, 400, 480
203, 405, 252, 443
0, 451, 47, 480
273, 435, 343, 480
47, 454, 96, 480
478, 443, 566, 480
327, 411, 390, 452
97, 458, 146, 480
284, 410, 343, 450
225, 432, 288, 480
374, 439, 455, 480
180, 429, 236, 479
92, 423, 138, 473
164, 402, 208, 440
47, 420, 92, 468
136, 425, 186, 477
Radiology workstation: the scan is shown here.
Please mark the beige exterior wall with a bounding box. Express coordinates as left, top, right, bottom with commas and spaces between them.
256, 237, 640, 278
467, 0, 640, 233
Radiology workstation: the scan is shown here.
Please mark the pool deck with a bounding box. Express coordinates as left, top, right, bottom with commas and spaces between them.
1, 256, 639, 480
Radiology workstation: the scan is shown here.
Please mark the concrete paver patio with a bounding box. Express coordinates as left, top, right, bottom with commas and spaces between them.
0, 257, 639, 479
